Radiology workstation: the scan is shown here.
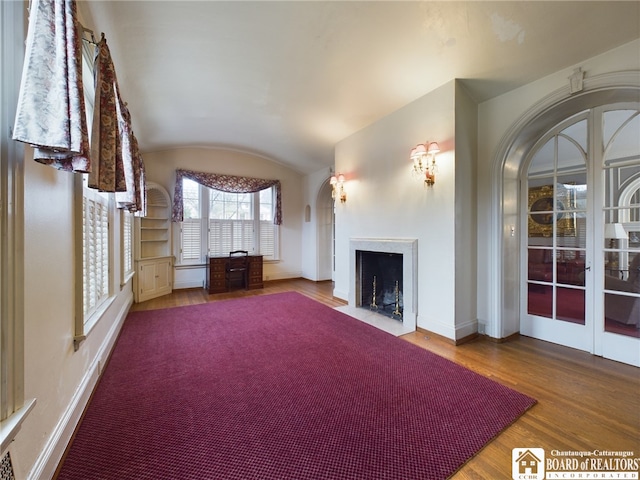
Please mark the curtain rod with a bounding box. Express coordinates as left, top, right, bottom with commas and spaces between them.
27, 1, 99, 46
81, 25, 98, 45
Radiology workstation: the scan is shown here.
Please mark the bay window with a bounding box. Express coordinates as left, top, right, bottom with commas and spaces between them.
178, 178, 279, 263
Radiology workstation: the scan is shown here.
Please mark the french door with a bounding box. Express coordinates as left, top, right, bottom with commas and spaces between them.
521, 104, 640, 366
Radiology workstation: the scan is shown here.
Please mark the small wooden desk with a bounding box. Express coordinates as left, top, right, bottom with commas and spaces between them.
206, 255, 263, 293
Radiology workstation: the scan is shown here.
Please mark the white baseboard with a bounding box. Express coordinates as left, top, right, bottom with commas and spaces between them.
455, 318, 479, 340
418, 315, 478, 342
263, 271, 302, 282
28, 293, 133, 480
418, 316, 455, 340
174, 280, 204, 289
173, 267, 306, 288
333, 289, 348, 302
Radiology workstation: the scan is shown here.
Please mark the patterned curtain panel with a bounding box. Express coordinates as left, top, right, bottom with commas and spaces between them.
91, 35, 146, 213
12, 0, 90, 172
12, 0, 146, 213
125, 135, 147, 216
89, 34, 126, 192
172, 169, 282, 225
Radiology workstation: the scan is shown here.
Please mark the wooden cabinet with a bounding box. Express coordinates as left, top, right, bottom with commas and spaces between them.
248, 256, 264, 289
206, 255, 263, 293
206, 257, 228, 294
134, 182, 174, 302
136, 257, 173, 303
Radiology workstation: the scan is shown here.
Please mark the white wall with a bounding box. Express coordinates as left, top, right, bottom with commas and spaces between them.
334, 81, 478, 339
4, 6, 135, 477
476, 38, 640, 338
10, 157, 133, 480
301, 166, 333, 281
454, 82, 478, 338
142, 147, 304, 285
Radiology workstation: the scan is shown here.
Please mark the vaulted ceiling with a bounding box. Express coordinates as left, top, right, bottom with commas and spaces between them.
78, 1, 640, 173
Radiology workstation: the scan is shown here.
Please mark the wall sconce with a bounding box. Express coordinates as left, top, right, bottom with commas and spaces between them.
410, 141, 440, 186
330, 173, 347, 203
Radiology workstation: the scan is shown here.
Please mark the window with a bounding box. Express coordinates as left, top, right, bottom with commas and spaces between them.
180, 178, 202, 263
209, 190, 253, 254
81, 183, 111, 322
178, 179, 279, 263
74, 36, 114, 343
259, 188, 276, 259
121, 210, 134, 286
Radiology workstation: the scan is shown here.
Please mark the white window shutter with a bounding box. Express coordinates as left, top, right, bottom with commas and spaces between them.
181, 219, 201, 261
83, 191, 109, 320
260, 221, 275, 259
123, 212, 133, 275
186, 186, 278, 259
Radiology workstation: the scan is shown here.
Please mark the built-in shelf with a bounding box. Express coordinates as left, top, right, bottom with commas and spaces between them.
134, 182, 173, 302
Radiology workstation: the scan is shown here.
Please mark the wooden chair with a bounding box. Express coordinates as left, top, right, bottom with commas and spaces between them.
226, 250, 249, 291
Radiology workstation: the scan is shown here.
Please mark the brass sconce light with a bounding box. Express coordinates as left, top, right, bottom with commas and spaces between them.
410, 141, 440, 186
330, 173, 347, 203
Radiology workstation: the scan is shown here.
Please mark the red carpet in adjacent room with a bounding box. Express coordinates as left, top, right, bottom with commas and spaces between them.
56, 292, 536, 480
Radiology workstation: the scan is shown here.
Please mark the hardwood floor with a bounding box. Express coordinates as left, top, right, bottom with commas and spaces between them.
129, 279, 640, 479
129, 278, 345, 312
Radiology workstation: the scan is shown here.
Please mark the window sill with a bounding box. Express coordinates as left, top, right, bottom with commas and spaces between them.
74, 296, 116, 350
85, 296, 115, 334
174, 259, 280, 267
174, 262, 207, 269
120, 271, 135, 289
1, 398, 36, 454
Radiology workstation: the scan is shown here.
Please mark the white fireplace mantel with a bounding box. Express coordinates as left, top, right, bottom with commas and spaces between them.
348, 238, 418, 332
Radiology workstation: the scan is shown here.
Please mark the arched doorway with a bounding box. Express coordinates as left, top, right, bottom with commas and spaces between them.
316, 179, 335, 281
493, 73, 640, 366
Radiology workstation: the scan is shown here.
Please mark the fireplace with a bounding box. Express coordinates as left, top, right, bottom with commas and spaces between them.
348, 238, 418, 333
357, 251, 403, 321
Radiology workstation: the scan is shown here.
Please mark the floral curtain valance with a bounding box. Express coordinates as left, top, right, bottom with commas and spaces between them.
12, 0, 146, 213
171, 169, 282, 225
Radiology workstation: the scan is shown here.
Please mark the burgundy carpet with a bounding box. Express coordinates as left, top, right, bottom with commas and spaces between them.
57, 292, 536, 480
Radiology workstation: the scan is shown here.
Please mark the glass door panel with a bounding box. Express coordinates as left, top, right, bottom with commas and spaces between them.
602, 108, 640, 343
603, 110, 640, 160
526, 119, 588, 325
556, 287, 586, 323
523, 113, 591, 352
556, 249, 585, 288
528, 283, 552, 318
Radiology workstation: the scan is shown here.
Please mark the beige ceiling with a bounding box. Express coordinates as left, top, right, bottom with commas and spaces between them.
78, 1, 640, 173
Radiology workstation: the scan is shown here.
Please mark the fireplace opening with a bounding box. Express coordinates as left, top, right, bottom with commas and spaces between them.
357, 250, 403, 321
